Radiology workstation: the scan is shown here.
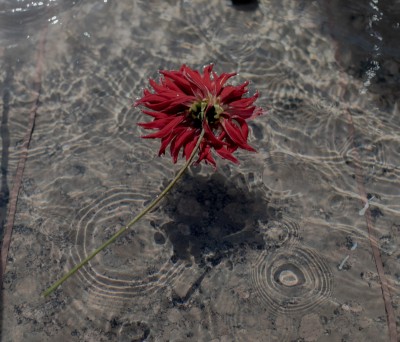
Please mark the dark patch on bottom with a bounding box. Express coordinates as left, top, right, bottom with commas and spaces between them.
158, 172, 269, 267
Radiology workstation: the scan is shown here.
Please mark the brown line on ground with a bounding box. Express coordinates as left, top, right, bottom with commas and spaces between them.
0, 27, 48, 278
346, 108, 398, 342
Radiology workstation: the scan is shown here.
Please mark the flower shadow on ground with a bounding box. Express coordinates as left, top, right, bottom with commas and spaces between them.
153, 172, 277, 268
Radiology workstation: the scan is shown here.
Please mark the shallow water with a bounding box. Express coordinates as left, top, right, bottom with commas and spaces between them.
1, 0, 399, 341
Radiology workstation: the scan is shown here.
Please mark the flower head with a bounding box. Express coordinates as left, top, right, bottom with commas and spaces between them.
135, 64, 262, 167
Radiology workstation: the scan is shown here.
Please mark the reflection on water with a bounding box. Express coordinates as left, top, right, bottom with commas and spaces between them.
1, 0, 399, 341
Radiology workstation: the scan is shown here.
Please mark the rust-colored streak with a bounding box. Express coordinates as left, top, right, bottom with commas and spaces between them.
346, 109, 398, 342
0, 27, 48, 277
324, 0, 398, 335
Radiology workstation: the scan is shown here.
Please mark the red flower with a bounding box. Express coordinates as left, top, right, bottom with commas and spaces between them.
135, 64, 262, 167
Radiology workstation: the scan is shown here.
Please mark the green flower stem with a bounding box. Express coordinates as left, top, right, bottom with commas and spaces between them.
43, 128, 205, 297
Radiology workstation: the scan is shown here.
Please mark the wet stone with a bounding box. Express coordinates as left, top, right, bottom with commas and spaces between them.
153, 231, 166, 245
274, 264, 305, 287
278, 270, 299, 287
119, 321, 150, 341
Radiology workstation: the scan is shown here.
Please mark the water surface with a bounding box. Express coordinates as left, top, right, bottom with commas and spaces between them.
1, 0, 399, 341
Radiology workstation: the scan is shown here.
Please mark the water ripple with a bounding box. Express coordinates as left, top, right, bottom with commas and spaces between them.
181, 1, 266, 64
66, 187, 184, 304
202, 263, 296, 341
262, 151, 332, 197
251, 243, 333, 315
258, 215, 300, 249
0, 0, 80, 43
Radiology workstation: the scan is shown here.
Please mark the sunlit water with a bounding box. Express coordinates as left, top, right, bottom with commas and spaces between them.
1, 0, 399, 341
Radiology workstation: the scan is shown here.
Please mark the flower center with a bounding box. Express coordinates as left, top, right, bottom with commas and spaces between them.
189, 100, 223, 127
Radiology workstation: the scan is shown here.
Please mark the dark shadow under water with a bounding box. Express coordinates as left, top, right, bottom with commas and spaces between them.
160, 172, 269, 265
321, 0, 400, 108
150, 171, 277, 303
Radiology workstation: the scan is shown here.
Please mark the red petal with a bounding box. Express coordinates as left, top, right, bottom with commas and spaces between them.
141, 116, 185, 139
181, 65, 209, 98
205, 152, 216, 166
229, 94, 258, 108
221, 119, 255, 151
159, 133, 175, 156
184, 138, 198, 160
213, 71, 236, 95
160, 69, 193, 95
137, 119, 170, 129
201, 64, 214, 94
203, 120, 225, 148
225, 106, 258, 119
234, 117, 249, 140
219, 82, 248, 103
140, 109, 169, 119
175, 128, 198, 159
169, 131, 183, 162
214, 145, 239, 164
196, 144, 216, 167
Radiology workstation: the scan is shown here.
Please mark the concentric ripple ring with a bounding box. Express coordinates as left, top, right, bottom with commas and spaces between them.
258, 215, 300, 248
251, 244, 333, 315
69, 188, 183, 301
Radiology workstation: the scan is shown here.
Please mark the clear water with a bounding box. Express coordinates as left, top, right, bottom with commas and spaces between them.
1, 0, 399, 341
